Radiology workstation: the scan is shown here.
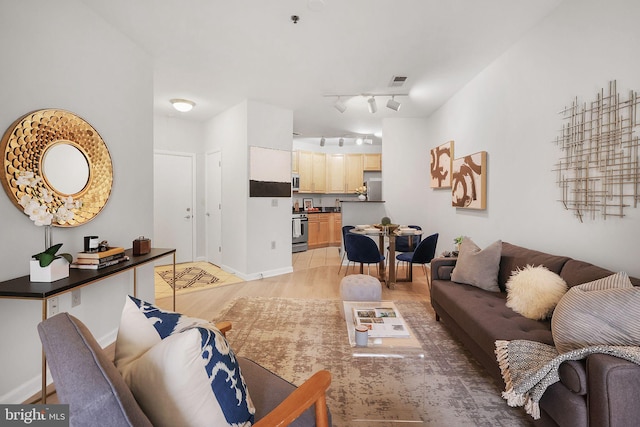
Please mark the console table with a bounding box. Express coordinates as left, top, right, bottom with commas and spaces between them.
0, 247, 176, 403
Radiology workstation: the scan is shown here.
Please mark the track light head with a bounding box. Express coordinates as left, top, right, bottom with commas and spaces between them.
386, 96, 401, 111
334, 98, 347, 113
356, 137, 363, 145
368, 96, 377, 114
338, 138, 344, 147
320, 137, 325, 147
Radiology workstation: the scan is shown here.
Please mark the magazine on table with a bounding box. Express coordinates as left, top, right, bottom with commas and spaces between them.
352, 306, 410, 338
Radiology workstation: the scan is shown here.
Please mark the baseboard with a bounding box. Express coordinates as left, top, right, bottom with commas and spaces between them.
220, 264, 293, 281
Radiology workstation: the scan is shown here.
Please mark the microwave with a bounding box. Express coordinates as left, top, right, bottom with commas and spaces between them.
292, 173, 300, 192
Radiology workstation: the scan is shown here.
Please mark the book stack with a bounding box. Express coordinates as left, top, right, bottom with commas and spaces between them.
71, 247, 129, 270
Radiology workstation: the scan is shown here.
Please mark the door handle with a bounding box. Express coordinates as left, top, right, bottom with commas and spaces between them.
184, 215, 191, 219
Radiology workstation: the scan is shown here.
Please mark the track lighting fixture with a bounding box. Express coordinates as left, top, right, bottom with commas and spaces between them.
170, 98, 196, 112
320, 137, 325, 147
324, 93, 407, 114
356, 137, 363, 145
368, 97, 377, 114
386, 96, 401, 111
339, 138, 344, 147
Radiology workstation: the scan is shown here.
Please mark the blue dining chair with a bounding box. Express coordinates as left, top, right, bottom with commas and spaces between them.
338, 225, 356, 275
395, 233, 439, 287
387, 225, 422, 270
344, 232, 385, 276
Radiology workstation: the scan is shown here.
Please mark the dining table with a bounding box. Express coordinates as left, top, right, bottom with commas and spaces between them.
349, 225, 422, 289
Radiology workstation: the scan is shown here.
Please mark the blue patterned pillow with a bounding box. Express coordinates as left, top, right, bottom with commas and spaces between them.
114, 296, 255, 427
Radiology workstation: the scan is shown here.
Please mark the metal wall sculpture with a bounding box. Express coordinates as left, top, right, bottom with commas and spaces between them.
554, 81, 640, 222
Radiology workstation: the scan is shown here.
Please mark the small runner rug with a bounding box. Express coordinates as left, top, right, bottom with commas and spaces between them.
215, 297, 532, 427
155, 262, 243, 298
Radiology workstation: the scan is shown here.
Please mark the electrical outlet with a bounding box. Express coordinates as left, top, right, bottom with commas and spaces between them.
271, 241, 276, 249
49, 297, 59, 316
72, 289, 81, 307
271, 199, 278, 207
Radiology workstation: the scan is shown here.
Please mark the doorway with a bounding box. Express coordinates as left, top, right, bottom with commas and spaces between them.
153, 151, 196, 264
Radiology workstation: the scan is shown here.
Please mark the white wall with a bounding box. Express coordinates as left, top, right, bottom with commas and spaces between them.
384, 0, 640, 277
0, 0, 154, 402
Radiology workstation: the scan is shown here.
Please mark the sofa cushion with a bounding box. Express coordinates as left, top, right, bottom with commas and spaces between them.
505, 265, 567, 320
125, 326, 255, 427
498, 243, 571, 292
552, 272, 640, 353
450, 238, 502, 292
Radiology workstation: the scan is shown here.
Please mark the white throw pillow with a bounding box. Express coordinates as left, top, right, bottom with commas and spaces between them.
505, 265, 567, 320
114, 296, 255, 427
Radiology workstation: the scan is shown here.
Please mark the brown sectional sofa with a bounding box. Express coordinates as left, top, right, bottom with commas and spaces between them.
430, 242, 640, 427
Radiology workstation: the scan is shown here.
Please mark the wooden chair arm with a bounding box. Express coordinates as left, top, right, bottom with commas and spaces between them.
253, 370, 331, 427
215, 321, 232, 337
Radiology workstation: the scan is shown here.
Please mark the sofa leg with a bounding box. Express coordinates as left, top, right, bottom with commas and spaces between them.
435, 313, 440, 322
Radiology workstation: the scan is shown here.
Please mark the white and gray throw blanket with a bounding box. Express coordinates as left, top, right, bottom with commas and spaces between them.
495, 339, 640, 419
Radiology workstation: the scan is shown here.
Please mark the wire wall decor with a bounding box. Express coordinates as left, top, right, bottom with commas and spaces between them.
554, 80, 640, 222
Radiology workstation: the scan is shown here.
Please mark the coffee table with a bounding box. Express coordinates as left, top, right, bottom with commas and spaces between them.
343, 301, 426, 425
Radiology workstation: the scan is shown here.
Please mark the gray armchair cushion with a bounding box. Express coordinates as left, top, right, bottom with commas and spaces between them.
38, 313, 152, 427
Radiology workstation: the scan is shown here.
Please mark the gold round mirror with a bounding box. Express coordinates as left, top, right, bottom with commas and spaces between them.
0, 109, 113, 227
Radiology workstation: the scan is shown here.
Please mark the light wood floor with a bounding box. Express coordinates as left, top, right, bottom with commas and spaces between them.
155, 246, 432, 319
32, 247, 431, 404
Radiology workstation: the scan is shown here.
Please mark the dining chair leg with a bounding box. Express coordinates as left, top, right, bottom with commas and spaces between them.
338, 250, 346, 275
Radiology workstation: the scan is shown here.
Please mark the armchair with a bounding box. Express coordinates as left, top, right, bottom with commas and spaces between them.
38, 312, 331, 427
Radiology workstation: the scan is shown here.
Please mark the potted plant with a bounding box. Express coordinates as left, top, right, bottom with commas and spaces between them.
30, 243, 73, 282
453, 236, 465, 254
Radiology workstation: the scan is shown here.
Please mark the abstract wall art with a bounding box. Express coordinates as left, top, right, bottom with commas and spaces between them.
554, 80, 640, 222
452, 151, 487, 209
430, 140, 454, 188
249, 146, 291, 197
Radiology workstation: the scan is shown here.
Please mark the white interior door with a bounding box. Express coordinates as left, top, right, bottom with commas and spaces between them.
154, 151, 195, 264
205, 151, 222, 266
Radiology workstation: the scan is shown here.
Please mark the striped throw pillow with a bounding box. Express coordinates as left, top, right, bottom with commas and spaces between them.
551, 272, 640, 353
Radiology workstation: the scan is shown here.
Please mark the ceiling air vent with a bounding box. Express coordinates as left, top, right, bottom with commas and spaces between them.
389, 76, 407, 87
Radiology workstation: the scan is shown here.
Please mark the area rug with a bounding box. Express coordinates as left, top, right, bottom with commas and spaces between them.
155, 262, 244, 299
216, 297, 533, 427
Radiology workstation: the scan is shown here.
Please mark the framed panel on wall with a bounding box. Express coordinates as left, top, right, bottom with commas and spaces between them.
430, 140, 454, 188
249, 146, 291, 197
452, 151, 487, 210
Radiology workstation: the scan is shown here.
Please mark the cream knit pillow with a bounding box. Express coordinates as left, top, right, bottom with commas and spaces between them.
505, 265, 567, 320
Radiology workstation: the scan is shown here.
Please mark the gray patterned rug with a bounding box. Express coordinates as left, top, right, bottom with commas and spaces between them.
216, 297, 533, 426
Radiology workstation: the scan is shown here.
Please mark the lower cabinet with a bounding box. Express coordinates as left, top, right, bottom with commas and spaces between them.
308, 213, 341, 249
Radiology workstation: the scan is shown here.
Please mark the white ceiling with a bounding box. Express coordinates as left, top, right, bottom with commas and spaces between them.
80, 0, 563, 146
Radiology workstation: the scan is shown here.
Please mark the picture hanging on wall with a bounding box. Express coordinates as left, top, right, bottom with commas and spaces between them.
452, 151, 487, 209
249, 146, 291, 197
430, 140, 454, 188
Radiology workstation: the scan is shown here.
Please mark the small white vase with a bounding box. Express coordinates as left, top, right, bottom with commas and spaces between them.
30, 257, 70, 282
358, 194, 366, 201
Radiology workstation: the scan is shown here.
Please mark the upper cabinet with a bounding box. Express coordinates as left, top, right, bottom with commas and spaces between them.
363, 153, 382, 171
298, 151, 326, 193
294, 150, 381, 194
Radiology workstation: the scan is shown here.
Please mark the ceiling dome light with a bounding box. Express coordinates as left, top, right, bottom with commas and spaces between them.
386, 96, 401, 111
338, 137, 344, 147
368, 96, 377, 114
170, 98, 196, 112
334, 98, 347, 113
320, 137, 325, 147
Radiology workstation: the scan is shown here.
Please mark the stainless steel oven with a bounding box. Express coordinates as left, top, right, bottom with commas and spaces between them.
292, 213, 308, 253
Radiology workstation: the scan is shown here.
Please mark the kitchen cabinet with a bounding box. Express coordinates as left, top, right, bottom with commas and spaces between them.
345, 154, 364, 193
308, 213, 341, 249
298, 151, 326, 193
363, 153, 382, 171
326, 154, 346, 193
308, 213, 330, 249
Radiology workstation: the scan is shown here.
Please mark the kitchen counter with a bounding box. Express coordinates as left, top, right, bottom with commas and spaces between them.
292, 207, 341, 214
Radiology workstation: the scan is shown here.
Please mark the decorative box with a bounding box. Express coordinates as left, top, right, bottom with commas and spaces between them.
133, 237, 151, 255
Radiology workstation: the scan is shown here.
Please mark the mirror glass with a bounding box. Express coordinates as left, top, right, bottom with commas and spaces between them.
43, 142, 90, 195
